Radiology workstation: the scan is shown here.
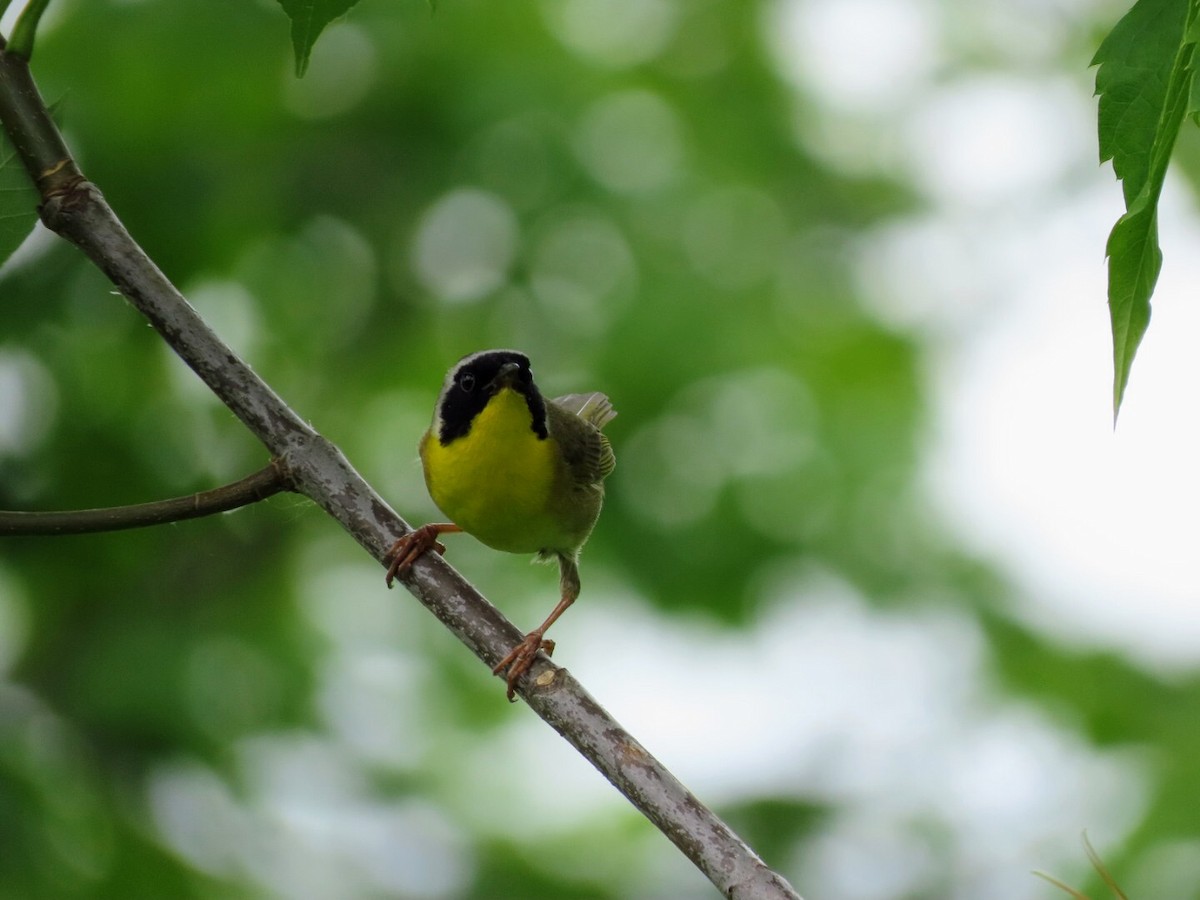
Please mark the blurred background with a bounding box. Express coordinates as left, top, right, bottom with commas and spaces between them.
2, 0, 1198, 897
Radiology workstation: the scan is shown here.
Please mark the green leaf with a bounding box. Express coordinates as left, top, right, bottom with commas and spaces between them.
0, 127, 43, 270
1094, 0, 1190, 202
276, 0, 360, 77
1093, 0, 1196, 417
1105, 203, 1160, 417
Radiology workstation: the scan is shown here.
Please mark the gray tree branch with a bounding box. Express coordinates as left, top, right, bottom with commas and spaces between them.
0, 42, 802, 900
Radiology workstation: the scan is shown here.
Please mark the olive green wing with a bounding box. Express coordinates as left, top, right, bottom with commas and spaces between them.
549, 392, 616, 484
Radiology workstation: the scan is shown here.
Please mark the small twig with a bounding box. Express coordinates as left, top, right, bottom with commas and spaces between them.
1034, 832, 1129, 900
0, 461, 289, 535
1035, 870, 1091, 900
1082, 831, 1129, 900
0, 45, 81, 195
8, 0, 54, 61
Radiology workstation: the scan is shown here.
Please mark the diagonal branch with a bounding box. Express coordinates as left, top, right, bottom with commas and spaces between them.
0, 46, 802, 900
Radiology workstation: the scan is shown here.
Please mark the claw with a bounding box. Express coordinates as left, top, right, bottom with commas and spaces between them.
492, 631, 550, 702
384, 523, 460, 588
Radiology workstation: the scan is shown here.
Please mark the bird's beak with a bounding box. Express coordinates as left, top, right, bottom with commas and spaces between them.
489, 362, 521, 392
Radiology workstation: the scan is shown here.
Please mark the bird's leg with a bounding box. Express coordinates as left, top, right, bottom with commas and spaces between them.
384, 523, 462, 588
493, 555, 580, 702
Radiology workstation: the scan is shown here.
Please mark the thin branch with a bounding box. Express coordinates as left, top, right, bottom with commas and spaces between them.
0, 47, 803, 900
0, 462, 289, 535
1082, 831, 1128, 900
1034, 871, 1091, 900
1033, 832, 1129, 900
0, 46, 81, 195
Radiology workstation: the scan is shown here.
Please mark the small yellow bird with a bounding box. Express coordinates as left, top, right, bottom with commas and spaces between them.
385, 349, 616, 700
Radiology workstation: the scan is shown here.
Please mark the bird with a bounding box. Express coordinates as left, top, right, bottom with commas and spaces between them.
384, 349, 616, 701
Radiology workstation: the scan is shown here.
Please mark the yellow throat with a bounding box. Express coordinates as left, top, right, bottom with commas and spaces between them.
423, 386, 559, 554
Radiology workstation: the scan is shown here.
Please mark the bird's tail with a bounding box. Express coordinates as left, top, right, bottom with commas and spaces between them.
553, 392, 616, 430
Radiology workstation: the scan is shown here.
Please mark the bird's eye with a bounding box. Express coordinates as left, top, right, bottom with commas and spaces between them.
520, 367, 532, 384
459, 372, 476, 392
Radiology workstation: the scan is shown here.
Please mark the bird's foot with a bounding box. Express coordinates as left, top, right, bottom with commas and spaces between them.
493, 632, 555, 702
384, 524, 451, 588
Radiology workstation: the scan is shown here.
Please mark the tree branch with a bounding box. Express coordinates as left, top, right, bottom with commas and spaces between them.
0, 44, 803, 900
0, 461, 289, 535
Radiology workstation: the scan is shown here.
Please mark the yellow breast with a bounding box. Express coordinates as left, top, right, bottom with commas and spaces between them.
422, 387, 562, 554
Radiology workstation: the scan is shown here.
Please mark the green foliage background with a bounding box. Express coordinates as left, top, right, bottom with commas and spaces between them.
0, 0, 1196, 898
